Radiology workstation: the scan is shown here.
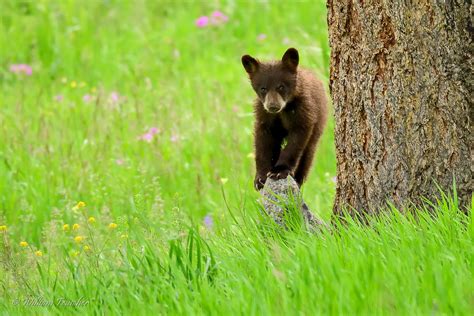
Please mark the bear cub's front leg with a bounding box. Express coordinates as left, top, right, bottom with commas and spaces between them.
266, 127, 309, 182
253, 125, 282, 190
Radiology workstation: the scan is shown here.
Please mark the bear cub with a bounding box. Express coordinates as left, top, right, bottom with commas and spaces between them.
242, 48, 328, 190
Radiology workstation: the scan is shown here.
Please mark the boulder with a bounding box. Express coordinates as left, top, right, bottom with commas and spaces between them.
259, 176, 327, 231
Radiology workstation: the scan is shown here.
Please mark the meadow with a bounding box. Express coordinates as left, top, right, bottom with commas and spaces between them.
0, 1, 472, 314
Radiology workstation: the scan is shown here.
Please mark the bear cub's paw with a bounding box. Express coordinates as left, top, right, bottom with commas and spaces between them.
267, 165, 293, 181
254, 174, 268, 190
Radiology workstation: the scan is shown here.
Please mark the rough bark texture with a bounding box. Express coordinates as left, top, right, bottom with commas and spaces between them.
328, 1, 473, 215
259, 176, 327, 230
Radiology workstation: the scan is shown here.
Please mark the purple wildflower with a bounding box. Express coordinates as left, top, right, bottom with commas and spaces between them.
203, 214, 213, 230
195, 16, 209, 28
257, 34, 267, 41
115, 159, 124, 165
331, 176, 337, 184
54, 95, 64, 102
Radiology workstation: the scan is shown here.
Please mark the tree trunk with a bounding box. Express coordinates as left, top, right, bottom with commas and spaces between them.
327, 1, 473, 215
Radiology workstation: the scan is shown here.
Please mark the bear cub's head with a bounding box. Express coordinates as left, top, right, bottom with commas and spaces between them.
242, 48, 299, 114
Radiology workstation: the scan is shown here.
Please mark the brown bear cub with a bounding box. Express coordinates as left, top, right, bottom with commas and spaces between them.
242, 48, 328, 190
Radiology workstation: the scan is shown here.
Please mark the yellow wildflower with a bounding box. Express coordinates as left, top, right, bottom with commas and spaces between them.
72, 201, 86, 212
91, 87, 97, 93
70, 81, 77, 88
61, 77, 68, 84
72, 223, 80, 230
120, 234, 128, 240
0, 225, 7, 231
220, 178, 228, 185
20, 241, 28, 248
74, 236, 85, 243
247, 152, 255, 159
35, 251, 43, 257
79, 81, 86, 88
108, 223, 118, 230
87, 217, 96, 224
70, 250, 79, 258
63, 224, 70, 231
83, 245, 91, 252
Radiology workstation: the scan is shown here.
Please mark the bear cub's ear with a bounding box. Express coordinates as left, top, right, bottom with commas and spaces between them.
282, 48, 299, 73
241, 55, 259, 75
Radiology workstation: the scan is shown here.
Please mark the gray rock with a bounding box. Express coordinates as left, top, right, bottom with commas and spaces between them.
259, 176, 328, 231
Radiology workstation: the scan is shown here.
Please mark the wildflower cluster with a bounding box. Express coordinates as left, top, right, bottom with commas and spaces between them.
55, 78, 97, 103
17, 241, 43, 257
139, 127, 160, 142
9, 64, 32, 76
4, 201, 127, 265
54, 78, 122, 107
195, 10, 229, 28
57, 201, 126, 260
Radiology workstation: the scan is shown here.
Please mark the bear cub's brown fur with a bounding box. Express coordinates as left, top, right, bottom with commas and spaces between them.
242, 48, 328, 190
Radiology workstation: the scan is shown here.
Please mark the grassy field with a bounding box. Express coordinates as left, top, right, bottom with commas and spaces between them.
0, 1, 472, 314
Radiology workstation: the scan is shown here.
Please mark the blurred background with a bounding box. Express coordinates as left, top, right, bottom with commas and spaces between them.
0, 0, 334, 240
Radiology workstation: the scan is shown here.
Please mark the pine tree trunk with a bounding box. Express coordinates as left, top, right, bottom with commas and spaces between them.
328, 1, 473, 215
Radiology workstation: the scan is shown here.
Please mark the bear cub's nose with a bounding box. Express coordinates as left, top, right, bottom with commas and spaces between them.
267, 105, 280, 113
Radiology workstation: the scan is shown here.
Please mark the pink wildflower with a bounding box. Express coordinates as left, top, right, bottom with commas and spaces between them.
141, 133, 154, 143
9, 64, 32, 76
257, 34, 267, 41
139, 127, 160, 142
54, 95, 64, 102
9, 65, 19, 73
115, 159, 124, 165
149, 127, 160, 135
170, 134, 180, 143
110, 91, 120, 103
195, 16, 209, 28
82, 94, 92, 103
332, 176, 337, 184
211, 11, 229, 24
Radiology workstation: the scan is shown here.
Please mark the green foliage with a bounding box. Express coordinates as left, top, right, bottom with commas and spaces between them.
0, 1, 472, 314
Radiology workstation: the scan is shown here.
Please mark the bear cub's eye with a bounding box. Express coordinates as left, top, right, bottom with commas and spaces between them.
277, 85, 285, 92
260, 87, 267, 93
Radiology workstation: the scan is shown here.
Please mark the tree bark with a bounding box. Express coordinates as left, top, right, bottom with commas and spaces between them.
328, 1, 473, 215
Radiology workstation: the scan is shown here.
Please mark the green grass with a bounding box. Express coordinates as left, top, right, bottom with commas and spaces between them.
0, 1, 472, 314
